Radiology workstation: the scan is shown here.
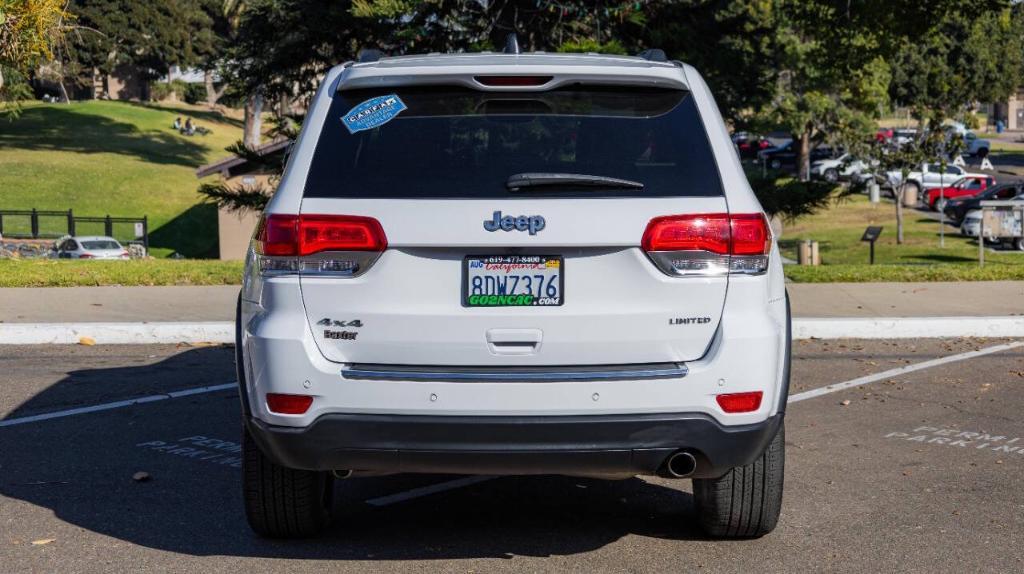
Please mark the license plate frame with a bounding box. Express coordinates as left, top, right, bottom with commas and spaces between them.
462, 255, 565, 307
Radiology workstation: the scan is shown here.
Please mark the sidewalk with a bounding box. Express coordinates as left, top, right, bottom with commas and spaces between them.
0, 282, 1020, 323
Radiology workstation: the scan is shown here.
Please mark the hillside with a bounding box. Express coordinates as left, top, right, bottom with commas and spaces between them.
0, 100, 245, 258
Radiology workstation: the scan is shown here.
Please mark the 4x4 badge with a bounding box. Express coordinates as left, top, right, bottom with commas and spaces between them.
483, 211, 545, 235
317, 318, 363, 328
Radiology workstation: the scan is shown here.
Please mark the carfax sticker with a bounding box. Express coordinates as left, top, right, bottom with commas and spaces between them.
342, 94, 406, 133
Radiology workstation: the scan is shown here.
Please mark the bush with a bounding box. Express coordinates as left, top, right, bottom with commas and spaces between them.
149, 79, 202, 103
184, 82, 205, 104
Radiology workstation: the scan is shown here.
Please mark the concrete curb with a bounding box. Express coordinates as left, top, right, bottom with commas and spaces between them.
0, 317, 1022, 344
0, 322, 234, 345
792, 316, 1024, 340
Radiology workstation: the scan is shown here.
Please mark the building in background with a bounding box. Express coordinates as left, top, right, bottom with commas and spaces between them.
195, 140, 289, 260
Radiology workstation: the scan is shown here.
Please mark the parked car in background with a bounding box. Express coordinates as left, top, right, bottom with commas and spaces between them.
961, 202, 1024, 250
810, 153, 873, 183
961, 132, 991, 157
924, 175, 995, 211
55, 236, 130, 259
892, 128, 918, 147
875, 127, 894, 143
758, 141, 837, 170
943, 183, 1024, 223
885, 163, 986, 195
731, 132, 773, 159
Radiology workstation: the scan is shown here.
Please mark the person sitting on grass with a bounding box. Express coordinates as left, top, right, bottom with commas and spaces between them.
184, 118, 195, 136
173, 117, 182, 131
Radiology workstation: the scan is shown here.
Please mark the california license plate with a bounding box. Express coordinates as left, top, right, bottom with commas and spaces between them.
464, 255, 564, 307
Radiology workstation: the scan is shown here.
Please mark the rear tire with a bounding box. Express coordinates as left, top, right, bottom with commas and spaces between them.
242, 428, 334, 538
823, 168, 839, 183
693, 423, 785, 538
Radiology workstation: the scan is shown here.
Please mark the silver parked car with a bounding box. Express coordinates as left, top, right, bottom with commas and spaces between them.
56, 236, 130, 259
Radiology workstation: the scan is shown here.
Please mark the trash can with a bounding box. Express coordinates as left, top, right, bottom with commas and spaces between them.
902, 185, 919, 208
868, 182, 880, 203
996, 120, 1004, 134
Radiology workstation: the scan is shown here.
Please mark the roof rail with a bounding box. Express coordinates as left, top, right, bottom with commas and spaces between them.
503, 33, 521, 55
357, 48, 383, 63
637, 49, 667, 62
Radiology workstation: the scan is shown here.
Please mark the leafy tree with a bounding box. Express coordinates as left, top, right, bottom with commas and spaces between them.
0, 0, 70, 115
67, 0, 216, 87
890, 4, 1024, 124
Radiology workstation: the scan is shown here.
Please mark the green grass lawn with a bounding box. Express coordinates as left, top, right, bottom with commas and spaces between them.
0, 259, 243, 287
780, 194, 1024, 281
0, 100, 244, 258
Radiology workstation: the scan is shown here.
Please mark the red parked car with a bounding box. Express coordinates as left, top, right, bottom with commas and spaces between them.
731, 132, 773, 159
925, 175, 995, 211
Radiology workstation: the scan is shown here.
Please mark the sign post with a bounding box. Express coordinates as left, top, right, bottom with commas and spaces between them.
861, 226, 883, 265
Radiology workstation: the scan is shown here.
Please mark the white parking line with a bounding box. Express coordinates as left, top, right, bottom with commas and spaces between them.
364, 476, 496, 507
0, 382, 236, 428
787, 340, 1024, 404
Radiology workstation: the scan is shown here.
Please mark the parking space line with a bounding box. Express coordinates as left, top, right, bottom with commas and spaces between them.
364, 476, 496, 507
0, 382, 236, 428
787, 340, 1024, 404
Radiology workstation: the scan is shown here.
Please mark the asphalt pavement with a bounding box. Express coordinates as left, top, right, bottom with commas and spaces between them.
2, 281, 1022, 323
1, 338, 1023, 573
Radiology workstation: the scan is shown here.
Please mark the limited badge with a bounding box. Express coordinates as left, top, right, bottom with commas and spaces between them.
342, 94, 406, 133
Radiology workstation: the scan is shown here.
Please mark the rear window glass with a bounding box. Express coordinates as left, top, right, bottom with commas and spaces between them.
81, 240, 120, 250
302, 86, 723, 199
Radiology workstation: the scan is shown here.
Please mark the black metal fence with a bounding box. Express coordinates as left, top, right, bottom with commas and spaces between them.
0, 209, 149, 250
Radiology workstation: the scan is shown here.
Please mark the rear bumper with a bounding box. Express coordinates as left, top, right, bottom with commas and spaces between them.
246, 411, 784, 479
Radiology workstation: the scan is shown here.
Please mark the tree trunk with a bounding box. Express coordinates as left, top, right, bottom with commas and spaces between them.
797, 130, 811, 182
58, 80, 70, 104
243, 92, 263, 148
0, 67, 4, 91
204, 70, 218, 107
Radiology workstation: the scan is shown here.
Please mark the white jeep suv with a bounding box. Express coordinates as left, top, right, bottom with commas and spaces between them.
237, 47, 791, 539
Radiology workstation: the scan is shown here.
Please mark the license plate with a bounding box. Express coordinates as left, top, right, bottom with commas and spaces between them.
463, 255, 563, 307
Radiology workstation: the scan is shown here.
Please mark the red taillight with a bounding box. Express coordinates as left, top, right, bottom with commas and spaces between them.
266, 393, 313, 415
729, 213, 771, 256
79, 253, 94, 259
255, 214, 386, 256
255, 214, 299, 256
642, 213, 731, 254
474, 75, 553, 86
641, 213, 770, 255
716, 391, 763, 413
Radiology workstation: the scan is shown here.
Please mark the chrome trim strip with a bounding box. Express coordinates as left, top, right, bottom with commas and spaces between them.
341, 364, 688, 382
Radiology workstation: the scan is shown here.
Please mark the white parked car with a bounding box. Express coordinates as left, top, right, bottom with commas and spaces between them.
56, 236, 130, 259
962, 203, 1024, 251
810, 153, 873, 183
943, 124, 991, 157
237, 46, 789, 539
961, 132, 991, 157
886, 163, 986, 194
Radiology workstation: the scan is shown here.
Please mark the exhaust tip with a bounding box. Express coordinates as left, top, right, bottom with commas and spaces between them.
332, 469, 353, 479
664, 451, 697, 478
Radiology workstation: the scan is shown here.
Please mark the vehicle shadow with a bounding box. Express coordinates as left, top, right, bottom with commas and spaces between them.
0, 348, 710, 561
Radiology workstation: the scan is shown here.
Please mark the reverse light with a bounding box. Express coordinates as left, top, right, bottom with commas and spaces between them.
642, 213, 771, 276
266, 393, 314, 415
716, 391, 763, 414
253, 214, 387, 277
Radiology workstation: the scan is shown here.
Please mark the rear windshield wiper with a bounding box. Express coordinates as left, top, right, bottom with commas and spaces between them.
506, 172, 644, 192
